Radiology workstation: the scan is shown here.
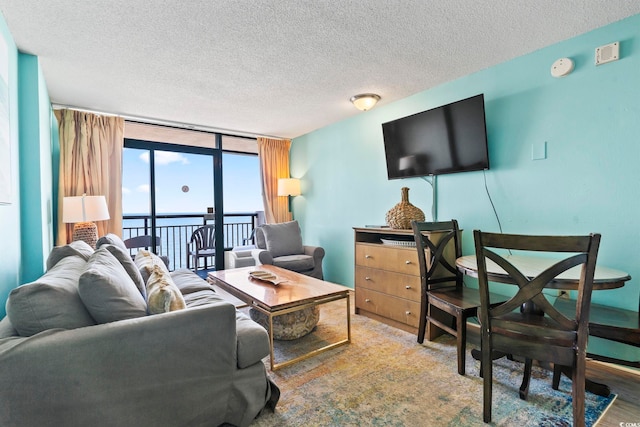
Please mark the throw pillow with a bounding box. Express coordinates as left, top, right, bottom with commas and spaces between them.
6, 255, 96, 337
101, 244, 147, 299
46, 240, 94, 270
261, 220, 304, 257
96, 233, 128, 251
134, 249, 171, 285
146, 265, 186, 314
78, 247, 148, 324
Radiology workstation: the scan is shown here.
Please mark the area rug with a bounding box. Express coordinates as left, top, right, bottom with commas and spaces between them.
248, 296, 616, 427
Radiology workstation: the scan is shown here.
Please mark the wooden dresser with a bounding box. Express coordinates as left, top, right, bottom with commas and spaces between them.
354, 227, 452, 338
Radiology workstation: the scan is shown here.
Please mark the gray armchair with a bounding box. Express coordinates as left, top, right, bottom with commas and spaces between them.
251, 220, 324, 279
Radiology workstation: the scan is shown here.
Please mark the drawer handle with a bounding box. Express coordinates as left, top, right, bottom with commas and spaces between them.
405, 260, 411, 265
365, 298, 371, 303
405, 285, 411, 289
365, 277, 371, 281
405, 311, 412, 315
365, 255, 372, 259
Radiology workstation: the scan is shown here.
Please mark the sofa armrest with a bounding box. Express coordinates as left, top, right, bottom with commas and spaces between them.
0, 303, 239, 427
303, 245, 325, 262
251, 248, 273, 265
236, 311, 269, 368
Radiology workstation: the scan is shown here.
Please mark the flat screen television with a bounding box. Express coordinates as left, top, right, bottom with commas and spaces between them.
382, 94, 489, 179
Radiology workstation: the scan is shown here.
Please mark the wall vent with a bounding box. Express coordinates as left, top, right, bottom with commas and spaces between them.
595, 42, 620, 65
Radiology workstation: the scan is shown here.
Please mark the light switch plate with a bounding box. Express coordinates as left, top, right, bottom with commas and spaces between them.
532, 141, 547, 160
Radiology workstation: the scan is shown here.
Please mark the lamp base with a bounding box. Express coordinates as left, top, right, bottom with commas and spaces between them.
73, 222, 98, 248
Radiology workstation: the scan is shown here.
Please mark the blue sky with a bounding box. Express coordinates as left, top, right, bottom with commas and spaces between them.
122, 148, 262, 215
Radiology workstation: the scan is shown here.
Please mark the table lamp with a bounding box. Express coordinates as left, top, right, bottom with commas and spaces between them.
63, 194, 110, 248
278, 178, 301, 216
277, 178, 301, 197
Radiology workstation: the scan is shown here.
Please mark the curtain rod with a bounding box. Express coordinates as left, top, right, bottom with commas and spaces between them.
51, 103, 283, 140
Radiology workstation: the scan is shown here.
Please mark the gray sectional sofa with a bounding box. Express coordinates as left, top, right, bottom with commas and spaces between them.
0, 236, 278, 427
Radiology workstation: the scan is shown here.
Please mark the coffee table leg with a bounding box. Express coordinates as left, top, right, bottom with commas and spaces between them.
269, 293, 351, 370
347, 294, 351, 343
268, 312, 275, 371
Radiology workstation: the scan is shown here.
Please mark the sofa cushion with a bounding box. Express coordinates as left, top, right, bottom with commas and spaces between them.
273, 254, 315, 272
101, 244, 147, 299
135, 249, 171, 285
46, 240, 94, 270
146, 265, 186, 314
78, 247, 148, 323
260, 220, 304, 257
96, 233, 128, 251
170, 269, 217, 296
6, 255, 96, 337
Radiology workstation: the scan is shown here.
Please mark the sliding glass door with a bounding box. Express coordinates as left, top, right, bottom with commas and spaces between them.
122, 140, 220, 270
122, 129, 261, 271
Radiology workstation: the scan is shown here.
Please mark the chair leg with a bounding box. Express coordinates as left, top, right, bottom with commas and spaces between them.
519, 358, 532, 400
417, 292, 428, 344
456, 313, 466, 375
481, 340, 492, 423
552, 363, 562, 390
573, 358, 586, 427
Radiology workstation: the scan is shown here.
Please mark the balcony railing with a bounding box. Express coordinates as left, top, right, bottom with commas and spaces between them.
122, 212, 259, 270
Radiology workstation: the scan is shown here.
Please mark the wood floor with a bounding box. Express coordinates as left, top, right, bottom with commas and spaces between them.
585, 360, 640, 426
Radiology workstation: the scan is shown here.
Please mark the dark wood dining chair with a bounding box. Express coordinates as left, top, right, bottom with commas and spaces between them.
473, 230, 601, 427
187, 225, 215, 271
411, 220, 507, 375
124, 235, 169, 268
554, 294, 639, 369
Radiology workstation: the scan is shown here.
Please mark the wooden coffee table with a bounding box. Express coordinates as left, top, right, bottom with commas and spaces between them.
208, 265, 351, 370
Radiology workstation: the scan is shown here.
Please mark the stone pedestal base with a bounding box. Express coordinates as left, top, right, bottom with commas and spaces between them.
250, 306, 320, 341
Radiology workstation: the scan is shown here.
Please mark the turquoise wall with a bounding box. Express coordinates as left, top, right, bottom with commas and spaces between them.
292, 14, 640, 311
0, 13, 55, 317
0, 12, 21, 318
19, 53, 54, 282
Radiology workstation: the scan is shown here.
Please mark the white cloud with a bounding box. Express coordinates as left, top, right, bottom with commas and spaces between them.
139, 151, 189, 165
122, 187, 131, 194
137, 184, 150, 193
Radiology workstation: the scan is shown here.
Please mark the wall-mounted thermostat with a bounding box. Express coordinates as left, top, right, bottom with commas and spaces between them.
550, 58, 574, 78
595, 42, 619, 65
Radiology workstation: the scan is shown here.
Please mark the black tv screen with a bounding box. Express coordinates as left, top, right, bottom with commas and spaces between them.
382, 94, 489, 178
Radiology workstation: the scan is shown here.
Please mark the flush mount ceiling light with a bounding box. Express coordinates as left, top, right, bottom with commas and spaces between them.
350, 93, 381, 111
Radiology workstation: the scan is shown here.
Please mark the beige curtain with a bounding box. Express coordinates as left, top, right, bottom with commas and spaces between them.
55, 109, 124, 245
257, 137, 293, 224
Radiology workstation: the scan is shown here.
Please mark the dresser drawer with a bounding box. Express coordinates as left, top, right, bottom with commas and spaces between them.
355, 288, 420, 328
355, 266, 421, 302
355, 243, 420, 275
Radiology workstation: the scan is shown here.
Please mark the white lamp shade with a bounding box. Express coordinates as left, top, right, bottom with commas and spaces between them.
63, 195, 110, 223
277, 178, 301, 197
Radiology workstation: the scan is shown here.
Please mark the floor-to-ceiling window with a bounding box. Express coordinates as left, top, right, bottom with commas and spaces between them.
121, 122, 261, 270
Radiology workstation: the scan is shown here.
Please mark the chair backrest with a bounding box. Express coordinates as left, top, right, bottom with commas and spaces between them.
190, 225, 215, 250
411, 220, 463, 291
473, 230, 601, 364
124, 235, 161, 250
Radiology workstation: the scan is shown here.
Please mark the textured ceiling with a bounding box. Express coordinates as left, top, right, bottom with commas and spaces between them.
1, 1, 639, 139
